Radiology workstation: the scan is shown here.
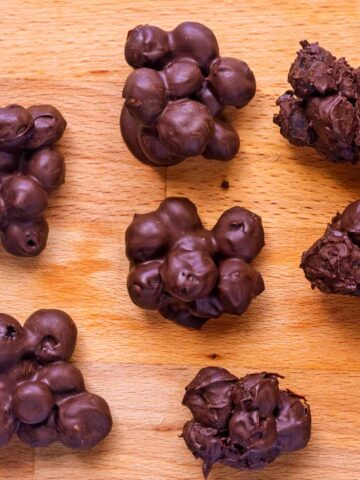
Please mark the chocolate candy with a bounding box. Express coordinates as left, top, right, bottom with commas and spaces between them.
301, 200, 360, 295
121, 22, 256, 166
0, 104, 66, 257
274, 41, 360, 163
182, 367, 311, 478
125, 197, 264, 328
0, 310, 112, 449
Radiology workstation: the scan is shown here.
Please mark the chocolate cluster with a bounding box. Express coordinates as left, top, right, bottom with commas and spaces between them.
0, 309, 112, 449
121, 22, 256, 166
0, 104, 66, 257
274, 41, 360, 163
125, 197, 264, 328
301, 200, 360, 295
182, 367, 311, 478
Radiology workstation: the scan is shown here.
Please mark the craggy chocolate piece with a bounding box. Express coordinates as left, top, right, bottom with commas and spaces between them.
274, 41, 360, 163
125, 197, 264, 328
182, 367, 311, 478
0, 310, 112, 449
0, 104, 66, 257
121, 22, 256, 166
301, 199, 360, 294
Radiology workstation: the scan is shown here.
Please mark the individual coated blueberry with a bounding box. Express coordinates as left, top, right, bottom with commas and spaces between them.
183, 367, 237, 429
1, 175, 48, 221
127, 260, 165, 309
208, 57, 256, 108
217, 258, 264, 315
160, 247, 218, 302
212, 206, 264, 262
34, 361, 85, 398
1, 218, 49, 257
161, 59, 204, 98
0, 104, 33, 151
26, 105, 66, 150
170, 22, 219, 71
157, 197, 202, 234
125, 25, 170, 69
24, 309, 77, 362
276, 390, 311, 452
123, 68, 166, 125
156, 99, 214, 157
25, 148, 65, 193
57, 392, 112, 449
203, 118, 240, 161
11, 381, 54, 424
125, 210, 170, 262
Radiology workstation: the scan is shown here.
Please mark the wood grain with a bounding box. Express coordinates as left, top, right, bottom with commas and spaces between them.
0, 0, 360, 478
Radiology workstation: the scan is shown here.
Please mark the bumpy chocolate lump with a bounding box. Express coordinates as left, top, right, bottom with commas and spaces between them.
0, 310, 112, 449
121, 22, 256, 166
125, 197, 264, 328
0, 104, 66, 257
274, 41, 360, 163
301, 199, 360, 294
182, 367, 311, 478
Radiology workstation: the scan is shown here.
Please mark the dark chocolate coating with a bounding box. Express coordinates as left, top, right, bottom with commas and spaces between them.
274, 41, 360, 163
0, 310, 112, 449
26, 105, 66, 150
0, 105, 33, 152
125, 197, 265, 328
301, 199, 360, 295
182, 367, 311, 478
0, 104, 66, 256
121, 22, 256, 166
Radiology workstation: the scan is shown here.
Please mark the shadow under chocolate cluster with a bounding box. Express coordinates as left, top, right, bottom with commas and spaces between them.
301, 200, 360, 295
274, 41, 360, 163
121, 22, 256, 166
125, 197, 264, 328
0, 310, 112, 449
182, 367, 311, 478
0, 104, 66, 257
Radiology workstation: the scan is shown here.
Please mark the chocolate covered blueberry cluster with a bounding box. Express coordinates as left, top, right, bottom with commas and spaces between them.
0, 310, 112, 449
121, 22, 256, 166
125, 197, 264, 328
301, 199, 360, 295
182, 367, 311, 478
274, 41, 360, 163
0, 104, 66, 257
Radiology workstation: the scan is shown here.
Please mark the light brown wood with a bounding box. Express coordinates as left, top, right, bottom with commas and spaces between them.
0, 0, 360, 478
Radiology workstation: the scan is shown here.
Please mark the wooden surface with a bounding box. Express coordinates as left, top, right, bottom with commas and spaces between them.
0, 1, 360, 479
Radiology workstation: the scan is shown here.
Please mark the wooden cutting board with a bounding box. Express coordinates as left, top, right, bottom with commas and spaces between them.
0, 0, 359, 478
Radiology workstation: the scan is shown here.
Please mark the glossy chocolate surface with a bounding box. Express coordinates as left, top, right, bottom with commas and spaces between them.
301, 199, 360, 295
125, 197, 264, 328
0, 104, 66, 257
121, 22, 255, 166
182, 367, 311, 478
0, 310, 112, 449
274, 41, 360, 163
